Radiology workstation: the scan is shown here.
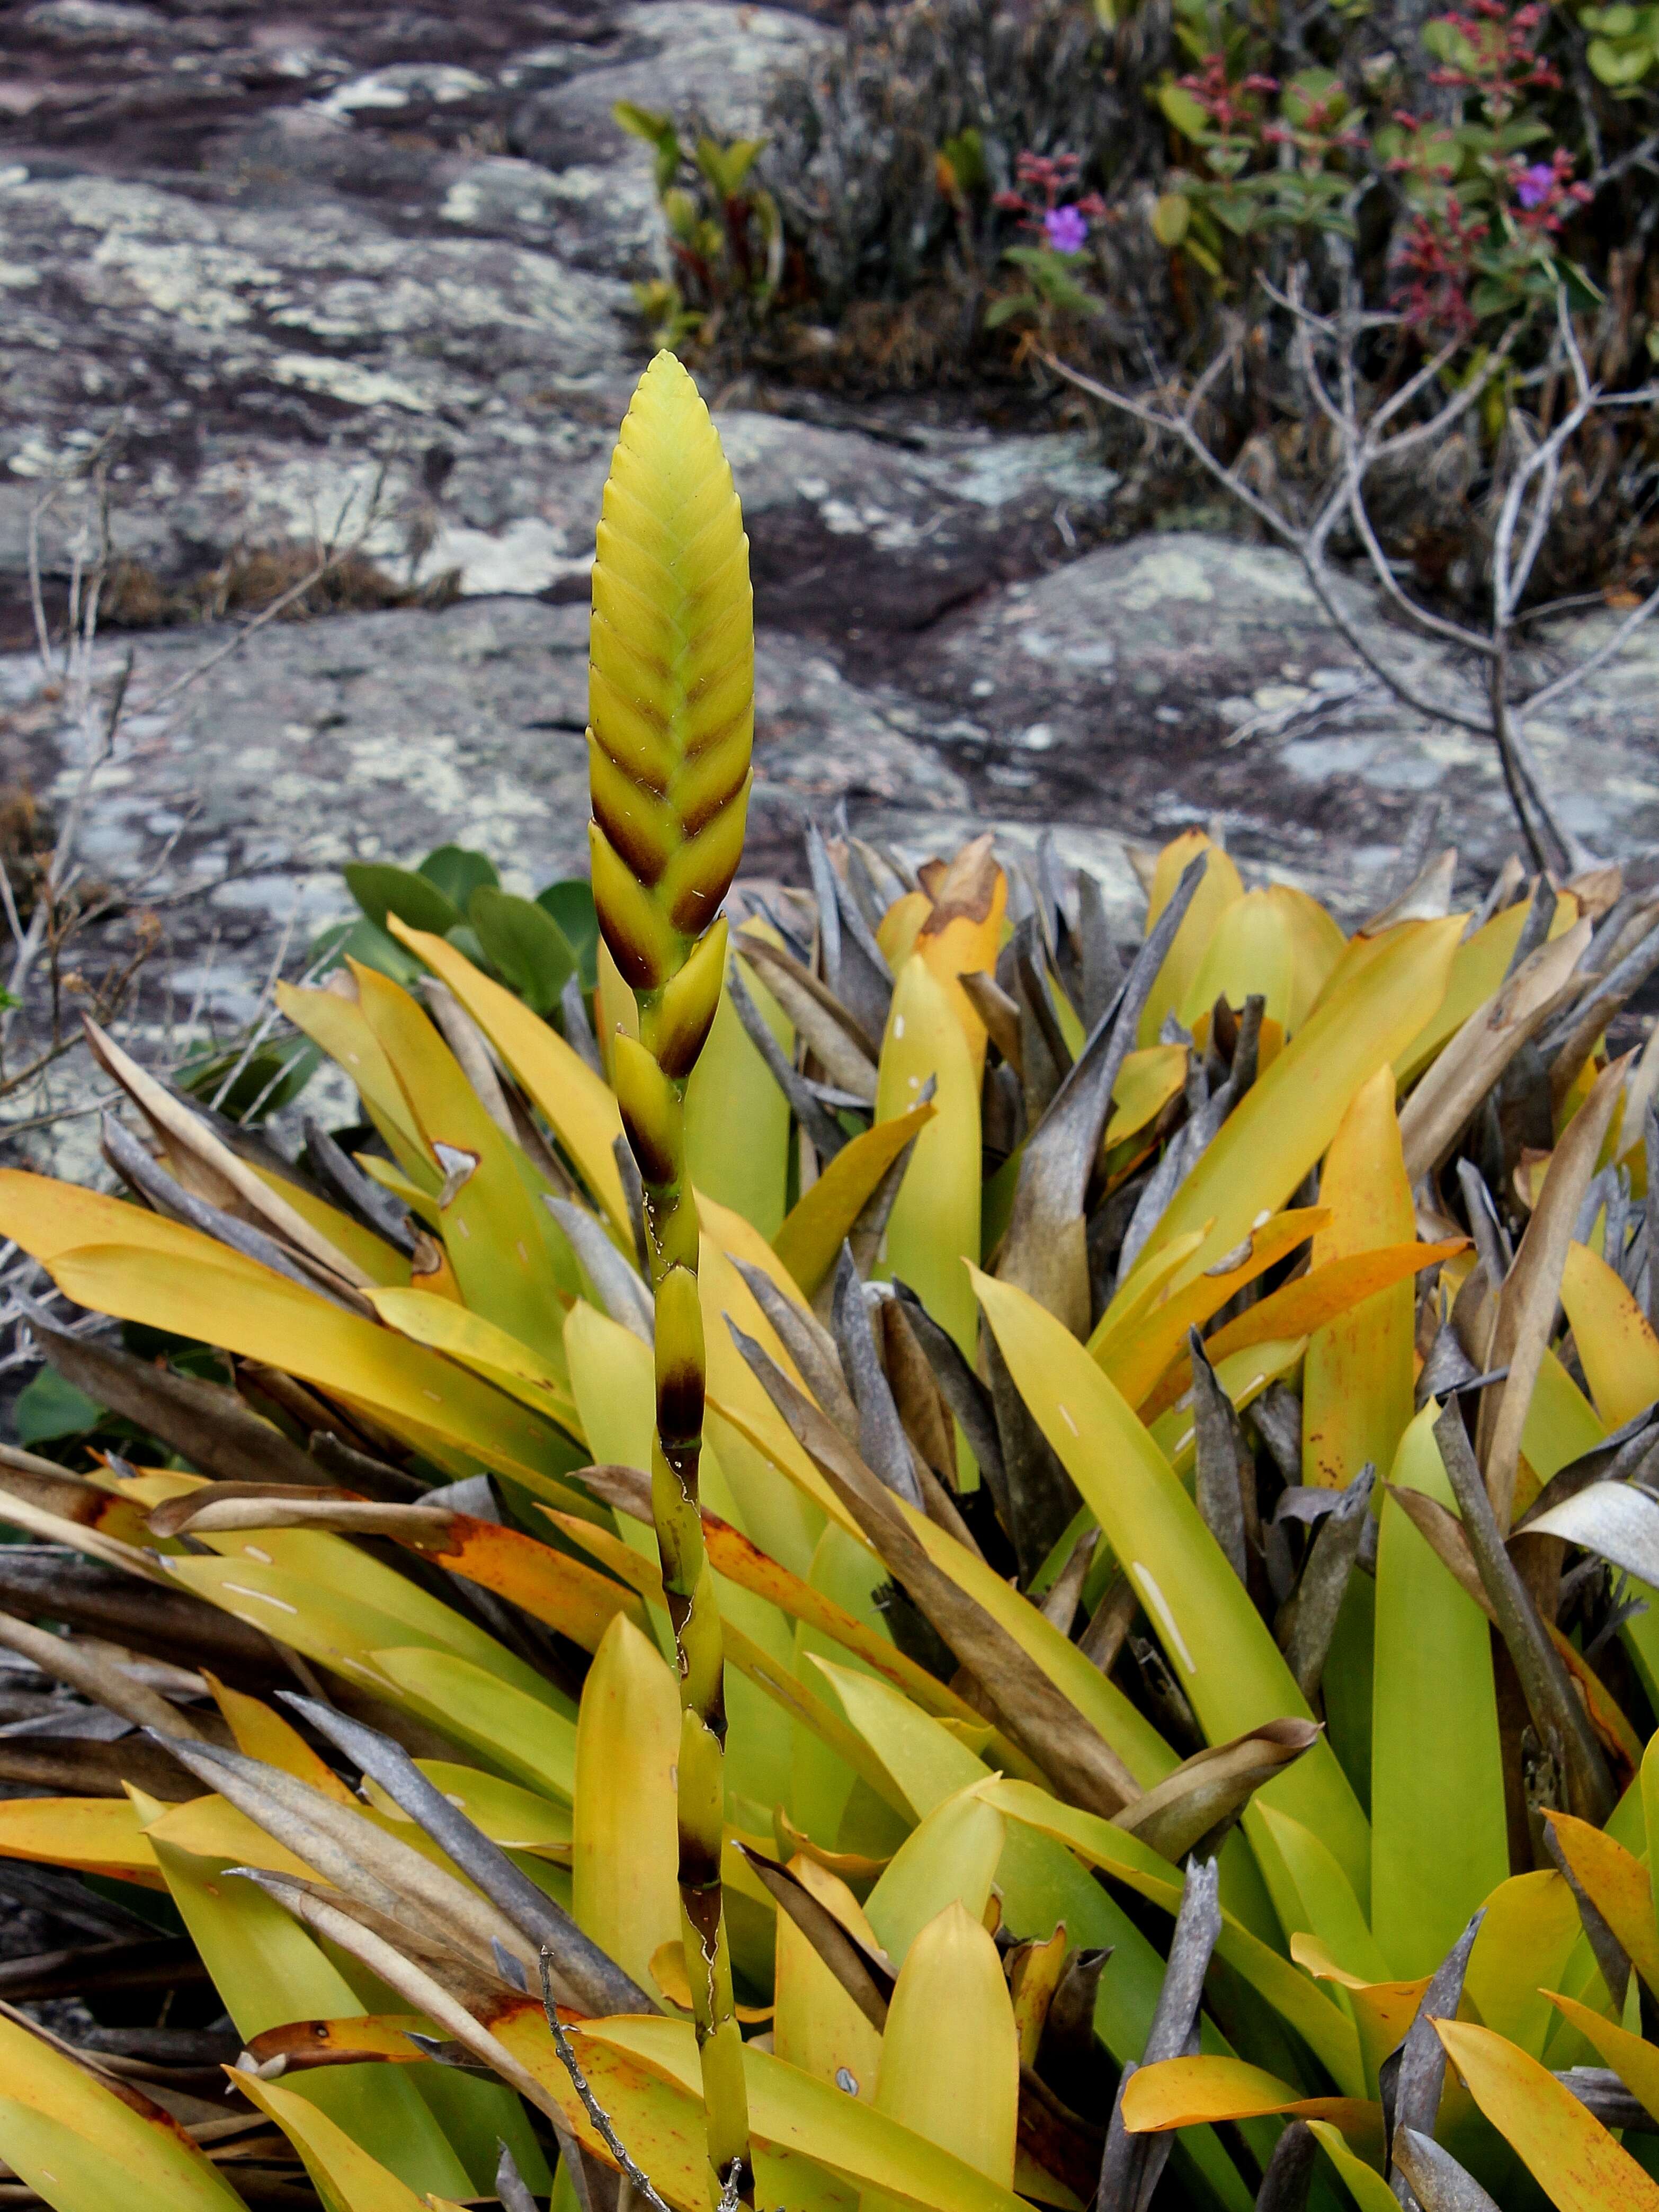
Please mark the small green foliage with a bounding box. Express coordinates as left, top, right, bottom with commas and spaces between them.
341, 860, 465, 940
11, 1367, 104, 1449
616, 101, 783, 356
469, 887, 578, 1016
1583, 1, 1659, 87
174, 1033, 321, 1123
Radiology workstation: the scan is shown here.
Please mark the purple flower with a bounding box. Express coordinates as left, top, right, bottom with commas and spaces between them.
1044, 204, 1090, 253
1515, 160, 1555, 209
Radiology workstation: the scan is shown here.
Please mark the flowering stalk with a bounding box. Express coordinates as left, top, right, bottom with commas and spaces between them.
587, 350, 754, 2207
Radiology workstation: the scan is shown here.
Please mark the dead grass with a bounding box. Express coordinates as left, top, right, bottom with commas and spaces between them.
100, 542, 462, 631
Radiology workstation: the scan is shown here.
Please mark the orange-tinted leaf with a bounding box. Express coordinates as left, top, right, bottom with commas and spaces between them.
1436, 2017, 1659, 2210
1092, 1207, 1328, 1405
1120, 2055, 1382, 2160
1542, 1813, 1659, 2000
1141, 1238, 1466, 1421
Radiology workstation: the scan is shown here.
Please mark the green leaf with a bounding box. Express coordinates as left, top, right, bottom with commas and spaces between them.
176, 1034, 321, 1123
12, 1367, 104, 1446
972, 1266, 1372, 1931
1589, 35, 1654, 82
1153, 191, 1191, 245
443, 921, 489, 969
686, 953, 792, 1239
1421, 19, 1478, 65
1157, 82, 1212, 139
418, 844, 499, 911
938, 128, 987, 195
612, 99, 675, 148
983, 292, 1036, 329
1371, 1404, 1508, 1978
468, 888, 578, 1016
333, 916, 429, 988
344, 863, 461, 938
144, 1823, 473, 2199
536, 879, 600, 988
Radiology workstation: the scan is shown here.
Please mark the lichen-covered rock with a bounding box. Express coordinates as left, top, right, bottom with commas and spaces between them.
1, 0, 1656, 1188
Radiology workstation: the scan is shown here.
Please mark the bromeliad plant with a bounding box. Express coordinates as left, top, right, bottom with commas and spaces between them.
9, 358, 1659, 2212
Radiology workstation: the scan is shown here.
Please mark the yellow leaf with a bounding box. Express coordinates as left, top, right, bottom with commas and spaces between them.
773, 1857, 884, 2100
1301, 1065, 1416, 1488
879, 889, 932, 974
686, 933, 792, 1239
145, 1794, 324, 1880
0, 1169, 279, 1276
1289, 1934, 1430, 2095
1119, 2054, 1381, 2160
1149, 1338, 1308, 1476
973, 1269, 1371, 1925
145, 1820, 471, 2194
386, 919, 629, 1232
1272, 884, 1349, 1031
1546, 1991, 1659, 2124
546, 1496, 993, 1738
1559, 1239, 1659, 1427
1091, 1206, 1328, 1404
863, 1783, 1004, 1967
416, 1512, 644, 1655
1396, 889, 1578, 1086
231, 2068, 429, 2212
1137, 831, 1244, 1046
877, 952, 980, 1354
1140, 1236, 1465, 1423
1435, 2017, 1659, 2210
0, 2014, 246, 2212
351, 962, 575, 1336
245, 1161, 413, 1288
368, 1286, 583, 1433
867, 1902, 1018, 2206
773, 1104, 936, 1297
0, 1796, 161, 1883
276, 980, 433, 1185
371, 1647, 577, 1799
162, 1532, 562, 1708
206, 1676, 358, 1803
39, 1241, 578, 1490
1466, 1872, 1586, 2059
1178, 886, 1311, 1032
1140, 915, 1464, 1278
1093, 1226, 1209, 1345
1541, 1813, 1659, 2001
578, 2015, 1033, 2212
1104, 1043, 1189, 1151
913, 837, 1007, 1080
573, 1616, 681, 1992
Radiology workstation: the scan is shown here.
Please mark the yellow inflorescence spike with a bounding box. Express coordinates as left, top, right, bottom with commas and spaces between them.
588, 351, 754, 992
587, 350, 755, 2209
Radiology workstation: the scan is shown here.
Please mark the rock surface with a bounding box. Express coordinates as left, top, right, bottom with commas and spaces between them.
1, 0, 1657, 1161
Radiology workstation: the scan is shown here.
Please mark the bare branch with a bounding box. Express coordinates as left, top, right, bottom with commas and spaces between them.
536, 1951, 673, 2212
1522, 576, 1659, 716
